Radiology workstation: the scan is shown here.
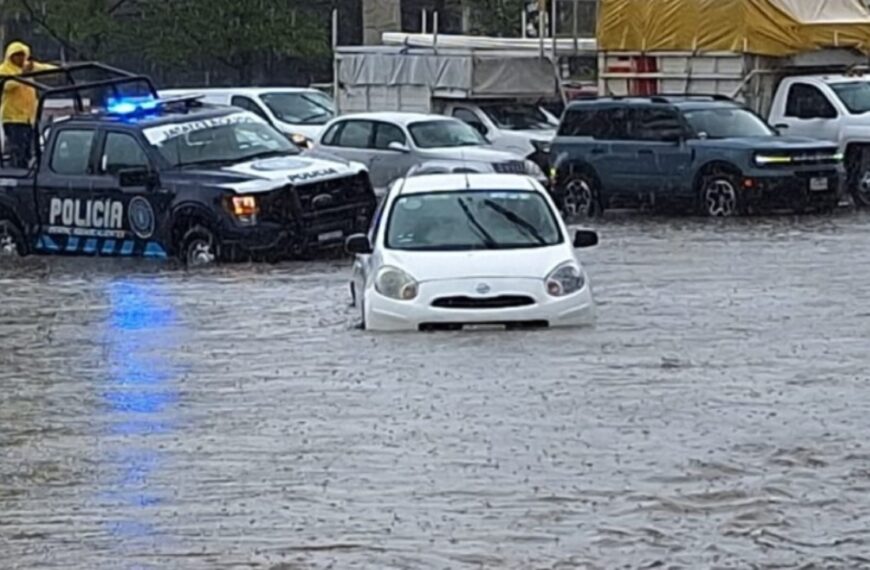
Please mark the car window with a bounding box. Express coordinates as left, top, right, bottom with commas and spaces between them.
373, 122, 407, 150
321, 122, 342, 146
51, 129, 96, 175
368, 196, 388, 242
102, 132, 149, 174
558, 108, 597, 137
453, 108, 483, 127
335, 121, 374, 148
785, 84, 838, 119
631, 107, 684, 142
231, 95, 270, 121
596, 108, 630, 140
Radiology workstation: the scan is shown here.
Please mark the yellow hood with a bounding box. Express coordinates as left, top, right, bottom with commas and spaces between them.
2, 41, 31, 72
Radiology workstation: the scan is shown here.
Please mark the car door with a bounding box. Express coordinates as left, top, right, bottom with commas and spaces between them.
318, 119, 377, 177
626, 106, 694, 201
589, 106, 637, 201
34, 127, 170, 257
368, 121, 416, 188
777, 83, 841, 141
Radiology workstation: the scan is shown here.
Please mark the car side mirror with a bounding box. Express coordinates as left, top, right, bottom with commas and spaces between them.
388, 141, 410, 153
345, 233, 373, 255
573, 230, 598, 248
118, 167, 158, 188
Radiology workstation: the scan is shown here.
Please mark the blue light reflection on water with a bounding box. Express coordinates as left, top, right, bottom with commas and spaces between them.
99, 278, 185, 547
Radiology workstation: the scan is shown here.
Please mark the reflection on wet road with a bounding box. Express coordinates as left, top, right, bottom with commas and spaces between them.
3, 214, 870, 569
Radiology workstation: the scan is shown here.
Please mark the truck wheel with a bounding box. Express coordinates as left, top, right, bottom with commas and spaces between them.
179, 225, 219, 268
560, 173, 601, 219
849, 149, 870, 208
699, 171, 741, 217
0, 218, 26, 257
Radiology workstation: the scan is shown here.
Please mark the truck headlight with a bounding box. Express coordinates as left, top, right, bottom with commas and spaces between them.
754, 154, 792, 166
525, 159, 545, 179
545, 262, 585, 297
532, 139, 551, 155
229, 195, 259, 225
375, 266, 419, 301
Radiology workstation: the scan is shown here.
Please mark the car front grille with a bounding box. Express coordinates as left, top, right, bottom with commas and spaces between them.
493, 161, 526, 175
431, 295, 536, 309
295, 172, 373, 213
760, 149, 841, 168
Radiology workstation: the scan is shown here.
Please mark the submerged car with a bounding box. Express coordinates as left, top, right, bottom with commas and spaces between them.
310, 112, 548, 195
345, 173, 599, 332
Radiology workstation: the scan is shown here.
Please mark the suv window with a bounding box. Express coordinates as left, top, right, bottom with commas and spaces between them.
51, 130, 96, 175
231, 95, 270, 122
373, 122, 407, 150
558, 106, 630, 139
334, 120, 374, 148
785, 84, 838, 119
558, 108, 597, 137
102, 132, 149, 174
631, 107, 685, 141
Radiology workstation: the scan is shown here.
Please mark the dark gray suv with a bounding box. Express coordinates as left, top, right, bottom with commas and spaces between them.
550, 95, 844, 217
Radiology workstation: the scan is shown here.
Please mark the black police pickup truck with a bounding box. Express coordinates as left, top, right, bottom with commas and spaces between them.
0, 64, 376, 265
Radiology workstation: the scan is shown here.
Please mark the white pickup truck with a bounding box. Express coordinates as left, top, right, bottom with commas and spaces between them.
767, 73, 870, 207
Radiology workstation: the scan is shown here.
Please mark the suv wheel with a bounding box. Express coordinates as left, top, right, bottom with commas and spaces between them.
561, 174, 600, 219
180, 225, 218, 267
850, 150, 870, 208
0, 218, 25, 257
700, 172, 741, 217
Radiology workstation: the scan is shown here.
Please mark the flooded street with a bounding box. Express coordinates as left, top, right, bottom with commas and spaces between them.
4, 213, 870, 569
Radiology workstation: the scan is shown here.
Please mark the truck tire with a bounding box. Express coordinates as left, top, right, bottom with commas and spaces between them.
698, 169, 742, 217
179, 225, 219, 268
0, 217, 26, 257
848, 146, 870, 208
560, 173, 601, 219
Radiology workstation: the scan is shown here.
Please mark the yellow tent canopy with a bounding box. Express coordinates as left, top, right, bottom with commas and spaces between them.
597, 0, 870, 56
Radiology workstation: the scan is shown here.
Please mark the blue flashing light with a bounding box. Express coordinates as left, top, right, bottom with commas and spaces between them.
106, 96, 160, 116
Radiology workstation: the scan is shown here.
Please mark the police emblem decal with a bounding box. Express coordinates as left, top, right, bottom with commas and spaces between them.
129, 197, 155, 239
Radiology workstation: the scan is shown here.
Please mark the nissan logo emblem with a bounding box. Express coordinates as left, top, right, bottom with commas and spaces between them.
476, 283, 491, 295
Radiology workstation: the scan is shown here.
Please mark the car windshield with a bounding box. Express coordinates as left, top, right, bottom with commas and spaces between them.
408, 120, 487, 149
683, 107, 775, 138
386, 190, 563, 251
480, 102, 555, 130
260, 91, 335, 125
144, 112, 299, 167
830, 81, 870, 114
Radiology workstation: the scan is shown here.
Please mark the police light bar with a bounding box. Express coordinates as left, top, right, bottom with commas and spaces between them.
106, 96, 161, 116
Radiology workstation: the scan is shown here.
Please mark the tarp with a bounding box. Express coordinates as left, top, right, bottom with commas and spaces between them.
336, 47, 560, 98
598, 0, 870, 56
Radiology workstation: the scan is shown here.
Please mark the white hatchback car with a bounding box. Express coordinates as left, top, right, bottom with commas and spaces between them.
346, 173, 599, 332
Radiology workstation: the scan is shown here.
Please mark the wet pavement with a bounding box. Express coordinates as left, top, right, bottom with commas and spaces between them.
3, 213, 870, 569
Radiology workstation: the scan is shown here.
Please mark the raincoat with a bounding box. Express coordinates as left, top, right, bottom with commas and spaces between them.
0, 42, 56, 125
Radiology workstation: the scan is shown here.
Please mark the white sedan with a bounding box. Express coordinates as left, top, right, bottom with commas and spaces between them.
346, 173, 599, 332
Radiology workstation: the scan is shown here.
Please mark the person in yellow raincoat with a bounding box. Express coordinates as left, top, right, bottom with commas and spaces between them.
0, 41, 56, 168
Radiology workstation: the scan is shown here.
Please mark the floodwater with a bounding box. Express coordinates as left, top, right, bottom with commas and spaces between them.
3, 213, 870, 569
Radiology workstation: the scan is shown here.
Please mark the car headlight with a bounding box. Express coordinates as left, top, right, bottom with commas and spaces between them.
228, 195, 259, 225
545, 262, 585, 297
754, 153, 792, 166
525, 159, 545, 178
532, 139, 551, 155
375, 266, 419, 301
291, 133, 313, 148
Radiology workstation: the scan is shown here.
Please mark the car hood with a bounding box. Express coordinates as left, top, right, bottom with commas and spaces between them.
695, 136, 839, 151
381, 246, 575, 282
162, 155, 366, 194
418, 146, 526, 163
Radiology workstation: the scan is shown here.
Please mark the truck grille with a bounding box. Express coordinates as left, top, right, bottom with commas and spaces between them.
760, 149, 841, 167
431, 295, 535, 309
493, 161, 526, 175
295, 173, 373, 213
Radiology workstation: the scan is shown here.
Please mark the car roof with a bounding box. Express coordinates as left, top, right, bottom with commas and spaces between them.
395, 173, 540, 195
785, 74, 870, 85
159, 87, 323, 96
334, 112, 454, 126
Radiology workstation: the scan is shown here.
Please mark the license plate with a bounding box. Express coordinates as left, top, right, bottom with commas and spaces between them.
464, 324, 506, 331
809, 177, 829, 191
317, 230, 343, 243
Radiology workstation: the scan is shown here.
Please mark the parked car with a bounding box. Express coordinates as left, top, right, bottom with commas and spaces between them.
158, 87, 336, 148
310, 112, 548, 195
550, 95, 843, 217
345, 173, 599, 332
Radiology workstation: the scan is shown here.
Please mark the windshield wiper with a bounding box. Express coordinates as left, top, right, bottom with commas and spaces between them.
240, 149, 296, 161
456, 198, 498, 249
482, 199, 548, 246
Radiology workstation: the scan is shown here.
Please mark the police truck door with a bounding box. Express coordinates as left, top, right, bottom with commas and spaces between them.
35, 127, 171, 257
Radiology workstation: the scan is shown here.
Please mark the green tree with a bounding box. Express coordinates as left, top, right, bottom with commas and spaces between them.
462, 0, 525, 37
139, 0, 329, 83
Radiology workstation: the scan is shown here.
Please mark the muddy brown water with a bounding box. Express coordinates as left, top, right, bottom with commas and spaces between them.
3, 214, 870, 569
